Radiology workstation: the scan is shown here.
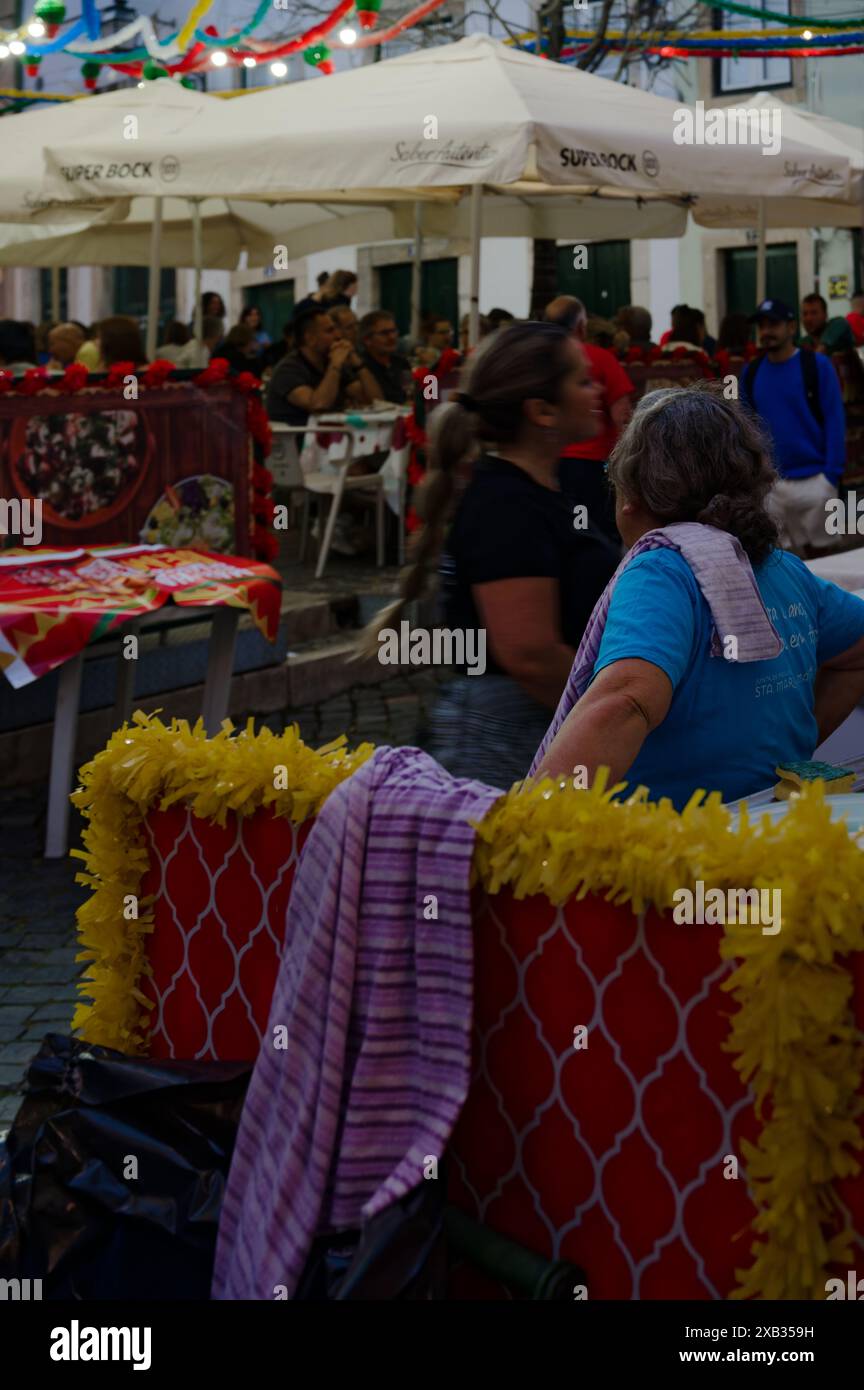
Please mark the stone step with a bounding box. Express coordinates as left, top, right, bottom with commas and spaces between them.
0, 632, 409, 789
286, 633, 394, 708
0, 584, 402, 737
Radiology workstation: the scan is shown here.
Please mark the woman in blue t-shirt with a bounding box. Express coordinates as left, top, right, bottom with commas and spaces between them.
533, 385, 864, 809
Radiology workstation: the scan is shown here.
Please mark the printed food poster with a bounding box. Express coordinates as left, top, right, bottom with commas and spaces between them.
0, 383, 251, 554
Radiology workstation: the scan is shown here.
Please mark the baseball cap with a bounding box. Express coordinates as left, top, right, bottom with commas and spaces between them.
749, 298, 795, 324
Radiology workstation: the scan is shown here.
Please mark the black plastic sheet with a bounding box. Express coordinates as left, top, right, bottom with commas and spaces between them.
295, 1173, 448, 1300
0, 1034, 251, 1300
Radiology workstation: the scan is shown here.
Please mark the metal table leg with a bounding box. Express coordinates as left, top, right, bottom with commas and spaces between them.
44, 652, 84, 859
201, 607, 239, 736
113, 618, 142, 726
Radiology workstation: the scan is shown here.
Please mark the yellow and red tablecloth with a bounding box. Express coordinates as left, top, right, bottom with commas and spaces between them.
0, 543, 282, 689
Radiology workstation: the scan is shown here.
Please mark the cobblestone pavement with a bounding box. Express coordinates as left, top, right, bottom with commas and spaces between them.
0, 668, 448, 1139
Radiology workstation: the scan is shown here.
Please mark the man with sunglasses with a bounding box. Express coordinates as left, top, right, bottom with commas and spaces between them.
358, 311, 413, 404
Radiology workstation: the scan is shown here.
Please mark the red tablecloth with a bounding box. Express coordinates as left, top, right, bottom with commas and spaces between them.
0, 543, 282, 688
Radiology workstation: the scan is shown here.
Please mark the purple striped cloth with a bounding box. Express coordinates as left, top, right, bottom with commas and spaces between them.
529, 522, 783, 776
211, 745, 503, 1300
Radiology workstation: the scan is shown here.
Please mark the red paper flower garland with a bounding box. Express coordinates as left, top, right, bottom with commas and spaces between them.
622, 344, 720, 379
0, 361, 276, 562
404, 346, 463, 534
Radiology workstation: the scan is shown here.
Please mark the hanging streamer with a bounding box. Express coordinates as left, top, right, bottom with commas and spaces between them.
711, 1, 864, 28
177, 0, 215, 53
24, 0, 272, 60
81, 0, 100, 40
9, 0, 862, 80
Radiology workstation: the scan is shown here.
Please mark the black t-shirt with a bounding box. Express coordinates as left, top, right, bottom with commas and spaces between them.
266, 350, 354, 426
439, 455, 620, 674
360, 351, 411, 404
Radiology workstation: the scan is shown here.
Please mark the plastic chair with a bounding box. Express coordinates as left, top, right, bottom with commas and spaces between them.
278, 423, 391, 578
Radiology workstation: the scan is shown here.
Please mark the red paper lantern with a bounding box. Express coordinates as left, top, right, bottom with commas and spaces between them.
356, 0, 382, 30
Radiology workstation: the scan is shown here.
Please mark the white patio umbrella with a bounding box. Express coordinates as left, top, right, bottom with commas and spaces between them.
33, 38, 852, 205
0, 83, 432, 352
0, 49, 694, 347
0, 197, 405, 269
1, 40, 856, 340
101, 35, 851, 336
689, 91, 864, 299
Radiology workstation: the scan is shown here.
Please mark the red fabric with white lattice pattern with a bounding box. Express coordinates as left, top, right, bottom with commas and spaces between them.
140, 805, 309, 1060
138, 808, 864, 1297
446, 887, 864, 1299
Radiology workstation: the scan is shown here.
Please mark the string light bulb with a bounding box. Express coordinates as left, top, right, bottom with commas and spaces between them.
9, 38, 26, 54
0, 44, 9, 59
210, 50, 228, 67
243, 56, 257, 68
27, 19, 46, 37
270, 61, 288, 77
339, 26, 357, 45
801, 30, 813, 41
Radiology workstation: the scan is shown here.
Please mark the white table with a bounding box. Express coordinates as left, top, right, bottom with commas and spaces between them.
805, 550, 864, 594
307, 407, 412, 516
297, 407, 412, 571
44, 605, 239, 859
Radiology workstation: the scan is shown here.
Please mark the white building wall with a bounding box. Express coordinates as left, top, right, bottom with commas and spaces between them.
478, 240, 532, 319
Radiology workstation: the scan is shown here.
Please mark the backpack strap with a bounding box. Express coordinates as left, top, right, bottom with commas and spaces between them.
740, 350, 824, 431
739, 353, 762, 411
799, 347, 824, 429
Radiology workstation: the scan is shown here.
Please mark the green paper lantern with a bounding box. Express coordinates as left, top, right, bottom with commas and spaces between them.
34, 0, 65, 38
142, 59, 170, 81
303, 43, 331, 68
179, 76, 195, 89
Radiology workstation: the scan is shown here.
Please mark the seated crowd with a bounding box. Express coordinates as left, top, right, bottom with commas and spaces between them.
3, 271, 861, 811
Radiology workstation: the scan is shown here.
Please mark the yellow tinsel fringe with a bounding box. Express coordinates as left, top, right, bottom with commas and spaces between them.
71, 718, 864, 1300
70, 710, 374, 1051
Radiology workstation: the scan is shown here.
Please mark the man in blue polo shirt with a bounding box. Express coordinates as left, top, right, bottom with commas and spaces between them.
740, 298, 846, 557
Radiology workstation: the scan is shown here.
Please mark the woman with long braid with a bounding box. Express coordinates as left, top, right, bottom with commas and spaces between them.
364, 321, 620, 787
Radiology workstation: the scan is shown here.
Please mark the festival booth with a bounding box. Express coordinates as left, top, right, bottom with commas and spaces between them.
68, 714, 864, 1302
0, 359, 276, 558
0, 357, 280, 855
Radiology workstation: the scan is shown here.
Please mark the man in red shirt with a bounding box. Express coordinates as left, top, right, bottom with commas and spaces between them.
847, 290, 864, 347
545, 295, 634, 542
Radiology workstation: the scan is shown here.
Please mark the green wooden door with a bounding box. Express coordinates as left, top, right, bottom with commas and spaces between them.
39, 268, 68, 322
245, 279, 295, 343
723, 244, 799, 318
556, 241, 631, 318
377, 258, 458, 336
112, 267, 176, 340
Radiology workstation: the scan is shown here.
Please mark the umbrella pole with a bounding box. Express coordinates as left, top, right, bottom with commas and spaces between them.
145, 195, 164, 362
468, 183, 482, 348
190, 198, 203, 345
410, 201, 423, 343
756, 197, 766, 304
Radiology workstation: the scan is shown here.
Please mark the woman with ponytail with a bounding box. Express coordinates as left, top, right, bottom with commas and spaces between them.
531, 383, 864, 808
363, 320, 620, 787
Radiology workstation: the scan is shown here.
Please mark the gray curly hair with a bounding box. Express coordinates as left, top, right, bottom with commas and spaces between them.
607, 381, 780, 565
